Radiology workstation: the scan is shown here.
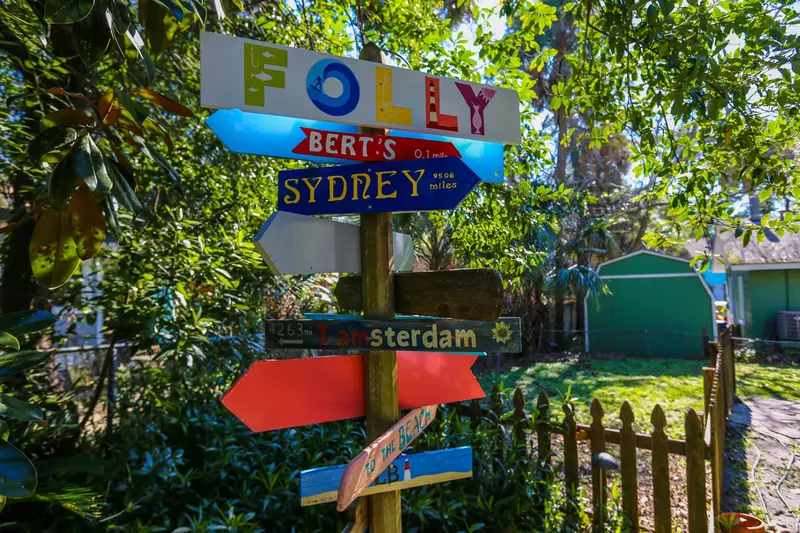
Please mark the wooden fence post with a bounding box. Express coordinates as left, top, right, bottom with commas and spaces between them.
590, 398, 607, 532
703, 367, 715, 418
619, 402, 639, 532
685, 409, 708, 533
651, 405, 672, 533
513, 387, 527, 446
536, 391, 551, 467
358, 43, 399, 533
563, 403, 579, 494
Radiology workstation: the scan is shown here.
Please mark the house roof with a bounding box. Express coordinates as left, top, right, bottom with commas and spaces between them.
686, 229, 800, 270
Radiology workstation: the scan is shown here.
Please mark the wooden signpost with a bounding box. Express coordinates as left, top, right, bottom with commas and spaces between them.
278, 157, 480, 216
221, 352, 484, 432
201, 32, 522, 531
335, 268, 504, 321
200, 32, 521, 145
264, 317, 522, 352
205, 110, 507, 183
292, 127, 461, 162
336, 405, 437, 511
254, 211, 413, 275
300, 446, 472, 506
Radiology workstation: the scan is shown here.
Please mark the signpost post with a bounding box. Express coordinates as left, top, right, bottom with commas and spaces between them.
358, 41, 401, 533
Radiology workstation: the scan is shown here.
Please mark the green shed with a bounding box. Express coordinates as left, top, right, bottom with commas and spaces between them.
728, 264, 800, 339
585, 251, 716, 358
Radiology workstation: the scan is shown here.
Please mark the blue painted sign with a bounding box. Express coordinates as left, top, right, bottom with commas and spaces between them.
205, 110, 505, 183
278, 157, 480, 215
300, 446, 473, 506
264, 317, 521, 353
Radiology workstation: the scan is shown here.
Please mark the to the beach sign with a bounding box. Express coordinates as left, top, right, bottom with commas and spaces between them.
200, 32, 521, 144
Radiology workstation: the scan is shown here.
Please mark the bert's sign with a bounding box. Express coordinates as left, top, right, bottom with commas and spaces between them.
277, 157, 480, 215
200, 32, 521, 145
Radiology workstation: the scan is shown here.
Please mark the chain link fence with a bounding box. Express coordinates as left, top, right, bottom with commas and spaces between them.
536, 328, 710, 359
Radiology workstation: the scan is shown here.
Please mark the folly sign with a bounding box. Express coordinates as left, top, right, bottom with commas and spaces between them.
200, 32, 521, 145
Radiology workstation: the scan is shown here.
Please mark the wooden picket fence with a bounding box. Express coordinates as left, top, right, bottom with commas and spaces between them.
461, 328, 737, 532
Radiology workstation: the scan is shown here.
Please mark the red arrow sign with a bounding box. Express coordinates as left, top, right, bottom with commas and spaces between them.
221, 352, 483, 432
292, 127, 461, 162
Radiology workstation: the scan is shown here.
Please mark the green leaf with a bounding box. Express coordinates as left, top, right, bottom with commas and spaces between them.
68, 182, 107, 260
793, 187, 800, 200
0, 440, 37, 498
45, 0, 94, 23
29, 208, 81, 290
0, 335, 19, 352
551, 96, 562, 110
101, 196, 121, 240
759, 188, 772, 202
124, 29, 156, 84
0, 395, 44, 423
0, 421, 8, 441
72, 5, 111, 66
74, 136, 112, 199
0, 311, 57, 337
49, 150, 78, 208
28, 126, 79, 166
107, 160, 143, 216
742, 230, 751, 247
140, 140, 179, 181
0, 351, 53, 379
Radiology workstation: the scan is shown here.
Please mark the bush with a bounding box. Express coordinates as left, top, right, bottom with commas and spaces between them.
31, 342, 596, 532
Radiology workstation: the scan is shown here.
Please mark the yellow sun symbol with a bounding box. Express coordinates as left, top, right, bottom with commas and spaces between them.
492, 321, 512, 344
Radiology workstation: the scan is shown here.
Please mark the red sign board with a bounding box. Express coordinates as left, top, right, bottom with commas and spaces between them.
292, 127, 461, 162
221, 352, 483, 432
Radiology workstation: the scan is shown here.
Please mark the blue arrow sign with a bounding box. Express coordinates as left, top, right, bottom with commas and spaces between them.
278, 157, 480, 215
206, 110, 505, 183
300, 447, 473, 506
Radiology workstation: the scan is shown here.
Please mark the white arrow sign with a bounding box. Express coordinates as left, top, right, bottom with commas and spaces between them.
254, 212, 413, 275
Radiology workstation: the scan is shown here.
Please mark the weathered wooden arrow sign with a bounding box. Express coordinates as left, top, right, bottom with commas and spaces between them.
335, 269, 503, 321
336, 405, 437, 511
200, 32, 521, 144
254, 212, 413, 275
292, 127, 461, 162
300, 446, 472, 506
205, 111, 506, 183
264, 317, 521, 353
221, 352, 484, 432
278, 157, 480, 215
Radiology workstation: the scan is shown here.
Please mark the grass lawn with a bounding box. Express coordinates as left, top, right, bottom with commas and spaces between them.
478, 357, 800, 434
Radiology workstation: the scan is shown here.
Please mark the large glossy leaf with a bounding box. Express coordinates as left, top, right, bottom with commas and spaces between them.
140, 140, 179, 181
0, 421, 8, 441
96, 89, 120, 125
74, 136, 112, 199
39, 109, 93, 132
29, 207, 81, 290
114, 90, 149, 126
107, 160, 142, 216
124, 29, 156, 84
136, 88, 193, 117
0, 351, 52, 379
68, 183, 107, 260
0, 335, 19, 352
73, 5, 111, 66
45, 0, 94, 23
0, 309, 58, 336
0, 440, 37, 498
0, 395, 44, 423
49, 150, 78, 208
28, 126, 79, 165
101, 196, 121, 240
143, 117, 173, 152
0, 311, 57, 337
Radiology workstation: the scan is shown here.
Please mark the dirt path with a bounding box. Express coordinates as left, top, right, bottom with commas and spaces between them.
727, 398, 800, 533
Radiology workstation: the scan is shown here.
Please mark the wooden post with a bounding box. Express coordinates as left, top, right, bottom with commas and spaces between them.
703, 367, 715, 419
359, 42, 400, 533
563, 402, 580, 527
685, 409, 708, 533
619, 402, 639, 532
590, 398, 607, 532
536, 391, 551, 467
513, 388, 527, 445
650, 405, 672, 533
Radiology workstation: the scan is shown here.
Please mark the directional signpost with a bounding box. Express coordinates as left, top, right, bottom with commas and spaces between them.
301, 447, 473, 506
264, 317, 522, 352
278, 157, 480, 215
336, 405, 437, 511
222, 352, 484, 432
201, 30, 522, 532
254, 211, 413, 275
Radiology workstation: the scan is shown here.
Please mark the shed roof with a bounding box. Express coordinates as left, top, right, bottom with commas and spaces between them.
598, 250, 696, 277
